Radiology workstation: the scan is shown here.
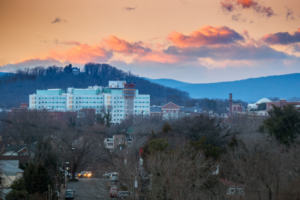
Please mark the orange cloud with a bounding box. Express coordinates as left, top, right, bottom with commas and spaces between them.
104, 36, 151, 56
237, 0, 257, 8
167, 26, 244, 47
50, 44, 112, 64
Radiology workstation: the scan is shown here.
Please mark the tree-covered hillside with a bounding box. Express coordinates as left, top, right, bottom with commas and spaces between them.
0, 63, 189, 108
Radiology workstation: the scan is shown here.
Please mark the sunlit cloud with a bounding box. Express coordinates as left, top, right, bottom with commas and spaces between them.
104, 36, 151, 56
167, 26, 244, 47
49, 44, 112, 64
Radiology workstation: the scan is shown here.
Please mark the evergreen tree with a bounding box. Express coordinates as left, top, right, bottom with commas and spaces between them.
259, 105, 300, 145
162, 122, 172, 133
23, 162, 53, 195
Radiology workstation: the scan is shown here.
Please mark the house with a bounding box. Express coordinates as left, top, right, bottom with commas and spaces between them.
0, 144, 35, 165
150, 102, 202, 119
104, 133, 133, 151
0, 160, 24, 188
2, 144, 30, 156
220, 178, 245, 196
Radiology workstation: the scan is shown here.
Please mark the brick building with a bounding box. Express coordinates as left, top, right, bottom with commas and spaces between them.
266, 99, 300, 110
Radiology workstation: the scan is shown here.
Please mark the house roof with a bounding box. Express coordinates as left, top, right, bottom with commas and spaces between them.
161, 102, 180, 109
0, 160, 23, 176
5, 144, 28, 153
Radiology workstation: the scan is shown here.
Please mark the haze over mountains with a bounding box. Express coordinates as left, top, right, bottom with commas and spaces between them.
146, 73, 300, 102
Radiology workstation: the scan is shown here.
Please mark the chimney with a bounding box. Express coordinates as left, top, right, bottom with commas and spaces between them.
229, 93, 233, 115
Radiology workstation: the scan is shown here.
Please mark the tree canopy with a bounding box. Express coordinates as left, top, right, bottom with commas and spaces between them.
259, 104, 300, 145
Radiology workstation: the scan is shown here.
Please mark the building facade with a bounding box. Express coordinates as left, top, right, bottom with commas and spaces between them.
29, 80, 150, 123
150, 102, 202, 119
266, 99, 300, 110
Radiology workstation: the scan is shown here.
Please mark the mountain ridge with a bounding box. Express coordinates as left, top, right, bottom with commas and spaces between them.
145, 73, 300, 102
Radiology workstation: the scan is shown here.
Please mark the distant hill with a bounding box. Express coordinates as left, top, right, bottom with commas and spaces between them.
0, 72, 9, 77
146, 74, 300, 102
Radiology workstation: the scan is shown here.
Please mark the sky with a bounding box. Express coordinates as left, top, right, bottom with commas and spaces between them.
0, 0, 300, 83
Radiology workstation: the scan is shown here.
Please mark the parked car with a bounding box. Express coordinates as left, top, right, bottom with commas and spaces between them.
109, 186, 118, 198
110, 172, 119, 181
103, 172, 111, 178
65, 189, 74, 199
117, 191, 129, 199
108, 180, 116, 189
77, 171, 92, 178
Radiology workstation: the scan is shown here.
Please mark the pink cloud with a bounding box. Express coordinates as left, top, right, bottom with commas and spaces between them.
50, 44, 112, 64
167, 26, 244, 47
104, 35, 151, 56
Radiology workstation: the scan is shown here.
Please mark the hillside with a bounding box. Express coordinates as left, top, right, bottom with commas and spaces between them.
147, 74, 300, 102
0, 63, 189, 108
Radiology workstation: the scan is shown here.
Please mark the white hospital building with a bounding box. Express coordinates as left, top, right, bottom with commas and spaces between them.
29, 81, 150, 123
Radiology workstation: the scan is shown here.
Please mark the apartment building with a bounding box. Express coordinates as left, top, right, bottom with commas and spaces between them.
29, 80, 150, 123
104, 134, 133, 151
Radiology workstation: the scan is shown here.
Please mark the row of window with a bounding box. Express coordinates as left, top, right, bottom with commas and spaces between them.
113, 110, 124, 112
75, 101, 103, 104
38, 106, 65, 108
113, 101, 124, 104
39, 102, 64, 104
113, 97, 123, 99
113, 114, 124, 117
134, 110, 149, 112
113, 106, 124, 108
75, 106, 103, 108
75, 97, 103, 100
39, 97, 65, 100
135, 97, 149, 99
135, 106, 149, 108
134, 102, 149, 104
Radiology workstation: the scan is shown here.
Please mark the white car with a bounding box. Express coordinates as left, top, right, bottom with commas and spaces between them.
103, 172, 111, 178
110, 172, 119, 181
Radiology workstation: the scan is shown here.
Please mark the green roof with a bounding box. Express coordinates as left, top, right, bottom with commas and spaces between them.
102, 88, 111, 94
37, 89, 62, 95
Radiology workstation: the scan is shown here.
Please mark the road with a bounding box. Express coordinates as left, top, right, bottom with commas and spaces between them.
67, 178, 111, 199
